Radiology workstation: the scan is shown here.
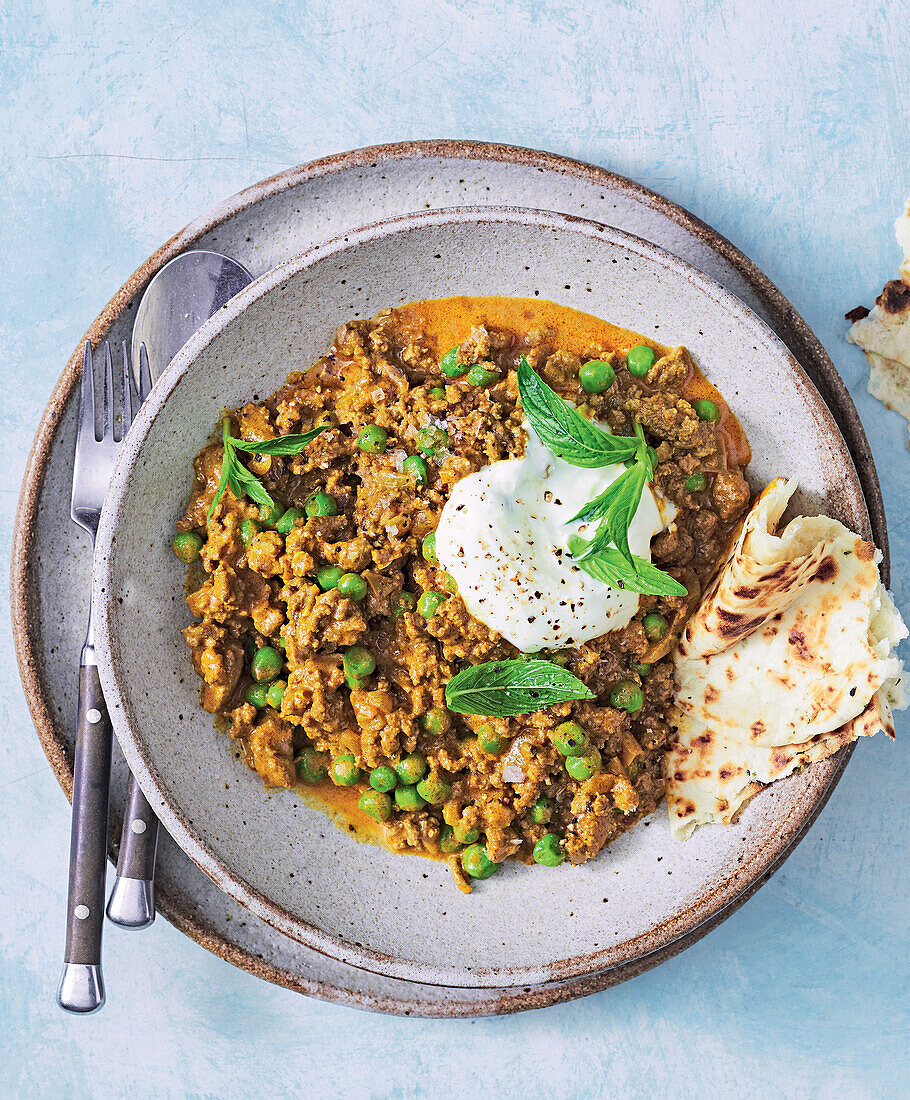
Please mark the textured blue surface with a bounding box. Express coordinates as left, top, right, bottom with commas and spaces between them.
2, 2, 909, 1097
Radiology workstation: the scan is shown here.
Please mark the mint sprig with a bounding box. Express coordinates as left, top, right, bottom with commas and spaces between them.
516, 358, 682, 598
207, 420, 328, 522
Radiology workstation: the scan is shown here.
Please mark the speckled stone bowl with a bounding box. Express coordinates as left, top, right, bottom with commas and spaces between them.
93, 206, 868, 988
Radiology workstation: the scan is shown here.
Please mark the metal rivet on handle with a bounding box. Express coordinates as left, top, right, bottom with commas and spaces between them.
86, 709, 102, 724
130, 819, 147, 834
74, 905, 90, 920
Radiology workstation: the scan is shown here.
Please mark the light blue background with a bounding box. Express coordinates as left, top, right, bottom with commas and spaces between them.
2, 2, 908, 1097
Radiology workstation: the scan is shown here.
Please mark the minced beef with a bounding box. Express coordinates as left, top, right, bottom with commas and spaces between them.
177, 299, 750, 890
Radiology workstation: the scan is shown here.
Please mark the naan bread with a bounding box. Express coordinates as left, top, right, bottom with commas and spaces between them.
847, 196, 910, 444
665, 479, 907, 840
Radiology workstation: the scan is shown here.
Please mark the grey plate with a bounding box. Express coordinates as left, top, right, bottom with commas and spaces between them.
95, 205, 870, 990
11, 141, 884, 1015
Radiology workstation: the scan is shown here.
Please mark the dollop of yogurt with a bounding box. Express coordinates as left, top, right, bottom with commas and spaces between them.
435, 424, 669, 651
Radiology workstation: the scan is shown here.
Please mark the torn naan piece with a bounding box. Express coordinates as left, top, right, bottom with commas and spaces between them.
847, 196, 910, 443
666, 478, 907, 840
666, 694, 894, 840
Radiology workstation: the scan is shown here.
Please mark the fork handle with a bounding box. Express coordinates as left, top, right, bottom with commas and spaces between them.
107, 776, 159, 929
57, 656, 112, 1014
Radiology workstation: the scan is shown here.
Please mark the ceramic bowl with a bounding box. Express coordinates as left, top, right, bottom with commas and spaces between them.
94, 206, 869, 988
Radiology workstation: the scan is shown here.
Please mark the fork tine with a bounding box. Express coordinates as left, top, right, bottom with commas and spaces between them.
102, 342, 115, 440
78, 341, 95, 437
137, 343, 153, 401
118, 342, 134, 439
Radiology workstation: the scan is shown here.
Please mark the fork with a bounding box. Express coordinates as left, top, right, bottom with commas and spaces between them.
57, 340, 151, 1014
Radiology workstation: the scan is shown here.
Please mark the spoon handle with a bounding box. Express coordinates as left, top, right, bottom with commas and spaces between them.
107, 776, 159, 929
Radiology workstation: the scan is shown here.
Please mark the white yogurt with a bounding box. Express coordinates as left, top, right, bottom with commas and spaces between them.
435, 423, 667, 651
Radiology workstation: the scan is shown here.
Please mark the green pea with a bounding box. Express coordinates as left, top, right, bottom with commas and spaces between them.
258, 502, 285, 527
685, 471, 707, 493
346, 672, 368, 692
467, 364, 500, 387
276, 506, 305, 534
244, 683, 269, 708
477, 723, 505, 754
357, 424, 388, 453
529, 796, 552, 825
337, 572, 367, 601
693, 398, 718, 422
533, 832, 566, 867
392, 591, 416, 620
643, 612, 669, 641
419, 707, 449, 736
395, 753, 428, 786
626, 344, 656, 377
277, 636, 287, 651
394, 784, 426, 811
359, 789, 393, 822
416, 775, 452, 805
343, 644, 376, 679
304, 493, 337, 518
402, 454, 429, 485
295, 747, 328, 783
421, 531, 438, 564
266, 679, 287, 709
566, 748, 601, 782
610, 680, 644, 713
440, 572, 457, 593
369, 766, 398, 793
579, 359, 616, 394
172, 532, 203, 563
415, 426, 448, 457
429, 387, 447, 399
440, 347, 468, 378
417, 591, 448, 619
552, 721, 590, 757
329, 754, 361, 787
461, 843, 498, 880
453, 822, 481, 845
251, 646, 283, 684
439, 824, 464, 854
634, 662, 652, 678
317, 565, 343, 591
240, 519, 261, 546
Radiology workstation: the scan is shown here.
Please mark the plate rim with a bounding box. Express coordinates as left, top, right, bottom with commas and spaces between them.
94, 202, 868, 989
10, 139, 881, 1011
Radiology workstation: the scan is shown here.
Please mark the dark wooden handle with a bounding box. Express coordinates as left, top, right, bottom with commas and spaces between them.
63, 663, 112, 966
116, 775, 159, 884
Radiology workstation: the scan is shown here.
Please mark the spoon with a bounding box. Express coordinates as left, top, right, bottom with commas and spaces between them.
105, 250, 253, 931
130, 249, 254, 384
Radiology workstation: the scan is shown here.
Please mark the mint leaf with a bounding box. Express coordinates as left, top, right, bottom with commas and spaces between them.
207, 420, 328, 523
444, 659, 594, 717
567, 536, 687, 597
569, 464, 638, 524
603, 460, 648, 564
517, 357, 641, 467
227, 458, 275, 511
572, 461, 648, 565
230, 426, 329, 455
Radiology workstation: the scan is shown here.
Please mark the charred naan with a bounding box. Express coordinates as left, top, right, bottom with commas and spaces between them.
847, 196, 910, 444
665, 479, 906, 839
